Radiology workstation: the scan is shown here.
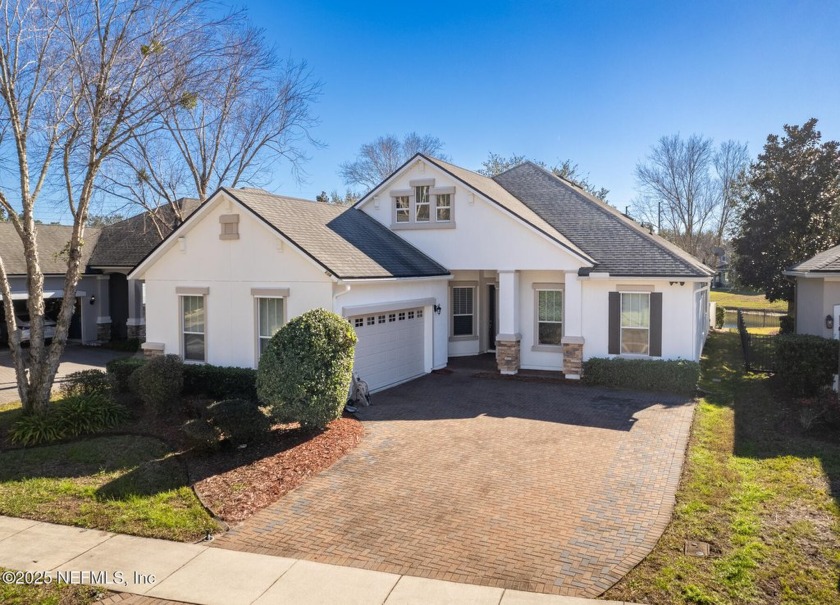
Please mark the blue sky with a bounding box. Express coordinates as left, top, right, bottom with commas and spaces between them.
244, 0, 840, 208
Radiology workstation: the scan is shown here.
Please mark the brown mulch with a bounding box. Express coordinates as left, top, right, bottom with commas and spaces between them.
188, 415, 364, 523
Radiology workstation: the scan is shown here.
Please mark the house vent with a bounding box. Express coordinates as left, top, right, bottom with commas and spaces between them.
219, 214, 239, 240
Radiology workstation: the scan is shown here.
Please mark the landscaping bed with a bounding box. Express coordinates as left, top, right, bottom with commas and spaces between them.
190, 415, 364, 522
603, 332, 840, 605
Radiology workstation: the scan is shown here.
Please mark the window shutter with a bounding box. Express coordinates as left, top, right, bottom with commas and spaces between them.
650, 292, 663, 357
608, 292, 620, 354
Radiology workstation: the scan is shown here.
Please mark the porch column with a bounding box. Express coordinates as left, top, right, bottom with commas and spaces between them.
496, 270, 520, 375
561, 272, 585, 379
126, 278, 145, 342
95, 275, 111, 342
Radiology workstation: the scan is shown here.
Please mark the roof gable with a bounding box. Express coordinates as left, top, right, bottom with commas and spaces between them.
354, 153, 596, 266
131, 188, 449, 281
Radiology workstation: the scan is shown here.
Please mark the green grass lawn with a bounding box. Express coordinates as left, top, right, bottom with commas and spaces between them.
0, 434, 219, 542
604, 332, 840, 605
711, 290, 788, 312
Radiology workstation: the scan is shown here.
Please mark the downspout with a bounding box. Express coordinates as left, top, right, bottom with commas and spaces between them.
333, 281, 351, 316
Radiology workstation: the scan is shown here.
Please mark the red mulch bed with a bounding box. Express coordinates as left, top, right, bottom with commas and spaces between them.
188, 415, 364, 522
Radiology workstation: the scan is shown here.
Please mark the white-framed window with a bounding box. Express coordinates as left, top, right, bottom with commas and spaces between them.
257, 297, 285, 357
415, 185, 430, 222
181, 295, 205, 362
452, 286, 475, 336
395, 195, 410, 223
436, 193, 451, 222
537, 289, 563, 345
620, 292, 650, 355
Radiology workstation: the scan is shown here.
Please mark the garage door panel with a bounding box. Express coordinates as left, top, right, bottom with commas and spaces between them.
350, 307, 425, 392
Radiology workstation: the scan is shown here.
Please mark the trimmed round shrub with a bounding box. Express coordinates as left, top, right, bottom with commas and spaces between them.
257, 308, 357, 430
181, 419, 220, 452
106, 357, 147, 392
206, 399, 271, 446
60, 369, 114, 399
129, 354, 184, 416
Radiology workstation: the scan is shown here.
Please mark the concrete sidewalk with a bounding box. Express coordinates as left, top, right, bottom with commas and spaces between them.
0, 517, 645, 605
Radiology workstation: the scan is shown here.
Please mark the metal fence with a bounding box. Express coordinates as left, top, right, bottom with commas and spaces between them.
737, 309, 776, 373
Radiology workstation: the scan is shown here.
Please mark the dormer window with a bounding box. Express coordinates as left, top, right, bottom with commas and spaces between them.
415, 186, 430, 222
436, 193, 451, 222
395, 195, 410, 223
390, 179, 455, 229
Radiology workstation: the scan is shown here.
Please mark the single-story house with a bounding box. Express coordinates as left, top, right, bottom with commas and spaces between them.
130, 154, 713, 392
0, 199, 200, 345
785, 244, 840, 338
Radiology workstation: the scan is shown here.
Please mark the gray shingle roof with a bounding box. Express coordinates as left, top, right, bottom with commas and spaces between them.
226, 188, 449, 279
490, 161, 714, 278
787, 244, 840, 273
90, 199, 201, 268
0, 223, 102, 275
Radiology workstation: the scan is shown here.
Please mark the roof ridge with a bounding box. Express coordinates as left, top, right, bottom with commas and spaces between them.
519, 162, 712, 276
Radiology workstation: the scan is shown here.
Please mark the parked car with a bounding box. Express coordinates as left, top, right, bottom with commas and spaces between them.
16, 315, 56, 343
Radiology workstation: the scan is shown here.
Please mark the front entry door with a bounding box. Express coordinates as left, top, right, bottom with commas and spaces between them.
488, 284, 497, 350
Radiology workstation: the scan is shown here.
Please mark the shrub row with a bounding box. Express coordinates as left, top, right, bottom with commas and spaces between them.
775, 334, 839, 396
107, 357, 257, 401
582, 357, 701, 396
182, 364, 257, 400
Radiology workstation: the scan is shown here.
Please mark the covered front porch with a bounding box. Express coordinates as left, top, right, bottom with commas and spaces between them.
446, 269, 585, 379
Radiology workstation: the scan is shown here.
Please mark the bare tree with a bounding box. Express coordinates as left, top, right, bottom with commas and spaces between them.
713, 139, 749, 242
100, 22, 321, 237
633, 135, 747, 257
339, 132, 448, 192
0, 0, 226, 415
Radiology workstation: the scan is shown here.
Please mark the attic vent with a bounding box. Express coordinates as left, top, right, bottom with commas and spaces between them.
219, 214, 239, 240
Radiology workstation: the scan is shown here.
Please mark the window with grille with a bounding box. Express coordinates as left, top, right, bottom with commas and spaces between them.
452, 287, 474, 336
257, 298, 284, 357
620, 292, 650, 355
415, 186, 430, 222
537, 290, 563, 345
181, 295, 205, 361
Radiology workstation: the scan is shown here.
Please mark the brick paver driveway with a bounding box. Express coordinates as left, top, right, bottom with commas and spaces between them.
214, 369, 695, 597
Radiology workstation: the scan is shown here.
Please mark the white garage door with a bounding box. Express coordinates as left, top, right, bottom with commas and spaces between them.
349, 307, 425, 392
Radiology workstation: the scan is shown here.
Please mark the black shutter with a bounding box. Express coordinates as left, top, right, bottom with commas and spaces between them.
650, 292, 663, 357
608, 292, 620, 354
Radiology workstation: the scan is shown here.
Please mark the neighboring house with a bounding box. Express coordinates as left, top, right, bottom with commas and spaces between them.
0, 199, 200, 346
130, 154, 714, 392
785, 244, 840, 338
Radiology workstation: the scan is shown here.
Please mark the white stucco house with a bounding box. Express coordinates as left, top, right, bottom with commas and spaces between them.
786, 244, 840, 338
130, 154, 713, 392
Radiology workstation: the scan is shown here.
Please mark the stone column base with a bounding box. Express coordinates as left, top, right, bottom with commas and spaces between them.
126, 322, 146, 342
495, 334, 521, 375
562, 336, 585, 379
141, 342, 165, 358
96, 321, 112, 342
